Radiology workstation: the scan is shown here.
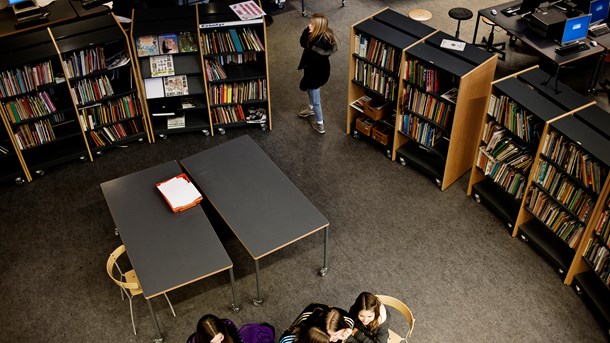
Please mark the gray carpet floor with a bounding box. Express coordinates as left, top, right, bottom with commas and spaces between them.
1, 0, 609, 342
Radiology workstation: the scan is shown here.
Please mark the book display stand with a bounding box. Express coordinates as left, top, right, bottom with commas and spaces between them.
346, 8, 497, 191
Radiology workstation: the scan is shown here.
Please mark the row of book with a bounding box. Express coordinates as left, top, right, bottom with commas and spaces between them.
210, 53, 258, 65
3, 90, 57, 124
354, 60, 398, 101
583, 238, 610, 286
353, 34, 399, 72
534, 161, 596, 223
482, 123, 533, 172
14, 118, 56, 150
136, 32, 199, 57
488, 94, 543, 145
87, 120, 143, 147
78, 94, 143, 131
476, 147, 528, 199
527, 187, 585, 248
402, 84, 453, 128
209, 79, 267, 105
204, 59, 228, 81
70, 75, 114, 106
404, 59, 441, 93
398, 113, 441, 148
0, 61, 54, 99
62, 46, 106, 79
595, 207, 610, 246
212, 105, 246, 124
541, 130, 608, 194
200, 27, 264, 55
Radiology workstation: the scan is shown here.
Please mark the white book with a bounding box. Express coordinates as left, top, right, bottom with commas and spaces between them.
144, 78, 165, 99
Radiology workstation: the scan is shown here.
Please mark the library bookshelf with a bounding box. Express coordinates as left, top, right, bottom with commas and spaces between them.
346, 8, 497, 191
0, 14, 149, 184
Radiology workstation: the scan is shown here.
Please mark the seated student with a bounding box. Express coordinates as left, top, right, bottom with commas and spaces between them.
187, 314, 242, 343
279, 303, 355, 343
345, 293, 390, 343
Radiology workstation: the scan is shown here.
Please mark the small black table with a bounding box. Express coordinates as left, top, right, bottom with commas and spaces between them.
181, 135, 330, 305
100, 160, 238, 341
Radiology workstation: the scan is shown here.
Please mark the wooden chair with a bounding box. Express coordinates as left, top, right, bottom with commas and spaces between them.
375, 295, 415, 343
106, 245, 176, 335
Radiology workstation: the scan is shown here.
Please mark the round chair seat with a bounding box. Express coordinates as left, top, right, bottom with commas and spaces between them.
448, 7, 473, 21
408, 9, 432, 22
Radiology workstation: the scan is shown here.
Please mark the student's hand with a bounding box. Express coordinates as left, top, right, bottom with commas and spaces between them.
342, 328, 352, 340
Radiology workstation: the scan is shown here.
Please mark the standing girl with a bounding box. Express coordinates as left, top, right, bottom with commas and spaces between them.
297, 13, 338, 134
346, 292, 390, 343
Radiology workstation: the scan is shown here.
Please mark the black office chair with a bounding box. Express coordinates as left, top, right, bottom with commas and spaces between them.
448, 7, 473, 39
475, 17, 506, 61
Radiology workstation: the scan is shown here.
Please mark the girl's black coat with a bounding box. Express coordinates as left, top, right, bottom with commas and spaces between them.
298, 28, 337, 91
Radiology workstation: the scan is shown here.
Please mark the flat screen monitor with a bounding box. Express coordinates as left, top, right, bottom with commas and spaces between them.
560, 14, 592, 45
9, 0, 37, 10
589, 0, 610, 24
517, 0, 544, 15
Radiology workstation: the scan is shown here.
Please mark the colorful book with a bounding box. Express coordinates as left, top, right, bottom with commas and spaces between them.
163, 75, 188, 97
136, 35, 159, 57
150, 55, 175, 77
158, 33, 179, 55
178, 32, 199, 53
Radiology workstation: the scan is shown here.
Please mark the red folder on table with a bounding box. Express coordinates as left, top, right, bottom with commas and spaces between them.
156, 173, 203, 213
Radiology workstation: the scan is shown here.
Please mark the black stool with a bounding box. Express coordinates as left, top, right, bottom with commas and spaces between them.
475, 17, 506, 61
448, 7, 473, 39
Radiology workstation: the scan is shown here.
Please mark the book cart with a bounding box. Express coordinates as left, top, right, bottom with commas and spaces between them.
131, 5, 209, 140
394, 30, 496, 190
346, 8, 434, 159
51, 15, 149, 156
0, 29, 89, 183
198, 0, 271, 134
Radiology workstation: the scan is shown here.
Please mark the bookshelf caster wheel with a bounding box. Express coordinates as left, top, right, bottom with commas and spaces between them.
302, 10, 307, 17
386, 149, 391, 159
14, 177, 24, 185
474, 193, 481, 203
253, 298, 263, 306
399, 157, 406, 166
95, 151, 103, 157
520, 234, 528, 242
114, 227, 119, 236
79, 155, 87, 161
558, 268, 565, 275
575, 284, 583, 295
35, 170, 44, 176
218, 128, 226, 135
352, 131, 360, 139
319, 267, 328, 277
202, 129, 210, 136
159, 134, 167, 140
260, 123, 268, 131
231, 304, 240, 313
507, 223, 513, 229
138, 137, 144, 143
342, 0, 346, 6
435, 178, 441, 187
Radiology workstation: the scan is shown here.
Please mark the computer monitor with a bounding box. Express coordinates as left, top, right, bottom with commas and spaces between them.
517, 0, 545, 15
560, 13, 592, 45
9, 0, 36, 9
589, 0, 610, 24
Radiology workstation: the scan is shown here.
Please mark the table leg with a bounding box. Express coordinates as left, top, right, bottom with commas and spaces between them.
319, 226, 329, 277
472, 13, 481, 45
588, 49, 607, 93
301, 0, 306, 17
229, 267, 240, 312
146, 298, 163, 342
253, 259, 263, 306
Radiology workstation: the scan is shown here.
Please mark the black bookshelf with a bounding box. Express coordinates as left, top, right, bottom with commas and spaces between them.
518, 219, 576, 276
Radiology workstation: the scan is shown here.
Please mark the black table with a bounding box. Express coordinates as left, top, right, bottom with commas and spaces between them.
181, 135, 330, 305
100, 160, 238, 341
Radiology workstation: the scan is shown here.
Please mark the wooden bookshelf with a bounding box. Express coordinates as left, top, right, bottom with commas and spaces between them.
198, 0, 271, 134
394, 31, 497, 190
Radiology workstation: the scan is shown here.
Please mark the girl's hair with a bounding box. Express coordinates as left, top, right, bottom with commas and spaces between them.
297, 327, 330, 343
300, 307, 350, 337
349, 292, 381, 334
195, 314, 233, 343
308, 13, 337, 46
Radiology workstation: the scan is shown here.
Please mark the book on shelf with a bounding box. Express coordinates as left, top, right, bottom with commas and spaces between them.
0, 144, 8, 154
163, 75, 189, 97
150, 55, 175, 77
178, 31, 199, 53
167, 113, 186, 129
158, 33, 179, 55
156, 173, 203, 213
441, 87, 458, 104
144, 78, 165, 99
181, 97, 196, 109
136, 35, 159, 57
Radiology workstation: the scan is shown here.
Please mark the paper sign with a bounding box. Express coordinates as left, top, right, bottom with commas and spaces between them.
229, 0, 266, 20
440, 39, 466, 51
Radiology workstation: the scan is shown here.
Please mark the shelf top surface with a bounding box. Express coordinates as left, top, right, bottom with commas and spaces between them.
517, 68, 591, 111
551, 115, 610, 167
373, 8, 435, 39
354, 19, 417, 50
406, 42, 474, 77
50, 14, 117, 40
495, 77, 566, 121
133, 8, 198, 35
0, 29, 53, 53
575, 105, 610, 141
54, 26, 124, 53
425, 31, 494, 66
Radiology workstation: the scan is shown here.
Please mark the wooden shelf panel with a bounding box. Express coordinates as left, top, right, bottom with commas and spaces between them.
494, 77, 566, 122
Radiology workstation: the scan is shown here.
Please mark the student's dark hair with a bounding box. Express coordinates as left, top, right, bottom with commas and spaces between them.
195, 314, 233, 343
297, 327, 330, 343
306, 307, 350, 334
349, 292, 381, 334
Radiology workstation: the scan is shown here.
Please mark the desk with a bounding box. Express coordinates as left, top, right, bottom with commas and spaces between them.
0, 0, 76, 38
100, 160, 238, 341
181, 135, 330, 306
473, 1, 604, 88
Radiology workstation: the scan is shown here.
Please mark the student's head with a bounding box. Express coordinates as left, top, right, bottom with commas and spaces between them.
195, 314, 233, 343
308, 13, 329, 36
309, 308, 350, 342
349, 292, 381, 332
298, 327, 330, 343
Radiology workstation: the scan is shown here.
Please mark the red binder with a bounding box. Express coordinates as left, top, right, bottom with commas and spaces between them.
156, 173, 203, 213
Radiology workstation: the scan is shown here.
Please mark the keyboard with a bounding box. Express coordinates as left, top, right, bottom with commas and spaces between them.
589, 23, 610, 37
555, 42, 590, 56
80, 0, 104, 9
